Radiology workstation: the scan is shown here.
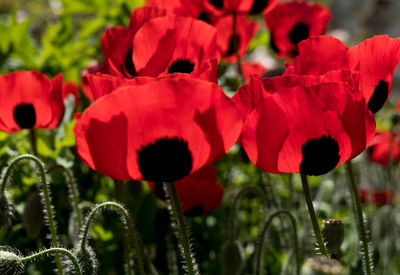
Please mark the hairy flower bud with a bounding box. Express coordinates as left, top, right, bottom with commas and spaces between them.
0, 246, 24, 275
0, 193, 13, 229
221, 240, 244, 275
302, 256, 344, 275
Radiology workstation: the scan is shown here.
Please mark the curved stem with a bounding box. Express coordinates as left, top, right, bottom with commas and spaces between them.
1, 154, 63, 274
80, 201, 145, 275
346, 161, 374, 275
253, 210, 300, 275
300, 174, 328, 256
232, 12, 243, 78
165, 182, 199, 275
21, 248, 81, 275
48, 165, 83, 230
228, 185, 267, 242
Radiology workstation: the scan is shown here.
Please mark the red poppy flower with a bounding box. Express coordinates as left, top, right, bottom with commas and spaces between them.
131, 15, 220, 78
101, 6, 167, 78
147, 166, 223, 216
74, 77, 242, 181
242, 62, 267, 80
360, 189, 391, 205
265, 1, 331, 58
215, 14, 258, 61
233, 76, 375, 175
0, 71, 65, 133
81, 60, 109, 101
368, 131, 400, 166
62, 81, 79, 108
285, 35, 400, 113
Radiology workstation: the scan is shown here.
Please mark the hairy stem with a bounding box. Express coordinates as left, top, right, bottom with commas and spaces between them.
253, 210, 300, 275
165, 182, 199, 275
1, 154, 63, 274
300, 173, 328, 256
80, 201, 145, 275
346, 161, 374, 275
21, 247, 81, 275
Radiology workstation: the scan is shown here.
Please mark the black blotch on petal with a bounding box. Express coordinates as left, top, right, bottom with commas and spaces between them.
184, 205, 204, 217
289, 23, 310, 45
137, 137, 192, 182
368, 80, 389, 113
249, 0, 269, 15
13, 104, 36, 129
226, 34, 240, 56
300, 135, 340, 176
209, 0, 223, 9
168, 59, 195, 74
198, 12, 211, 24
124, 47, 136, 77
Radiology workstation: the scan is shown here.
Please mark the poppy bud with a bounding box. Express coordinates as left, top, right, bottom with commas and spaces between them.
301, 256, 344, 275
322, 219, 344, 258
0, 193, 13, 229
221, 240, 244, 275
69, 246, 98, 275
23, 191, 44, 238
0, 246, 24, 275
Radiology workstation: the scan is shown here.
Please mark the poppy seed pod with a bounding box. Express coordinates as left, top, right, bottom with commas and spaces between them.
302, 256, 344, 275
322, 219, 344, 258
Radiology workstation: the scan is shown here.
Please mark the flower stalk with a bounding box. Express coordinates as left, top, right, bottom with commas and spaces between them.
165, 181, 199, 275
300, 173, 328, 256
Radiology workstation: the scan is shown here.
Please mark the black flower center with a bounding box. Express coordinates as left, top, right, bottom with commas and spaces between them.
209, 0, 223, 9
13, 104, 36, 129
123, 47, 136, 77
184, 205, 204, 217
168, 59, 195, 74
368, 80, 389, 113
289, 23, 310, 45
227, 34, 240, 56
137, 137, 192, 182
249, 0, 269, 15
300, 135, 340, 176
198, 12, 211, 24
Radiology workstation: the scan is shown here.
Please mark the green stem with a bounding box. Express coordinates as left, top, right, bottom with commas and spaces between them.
29, 129, 37, 156
80, 201, 146, 275
21, 247, 81, 275
345, 161, 374, 275
253, 210, 300, 275
0, 154, 63, 274
165, 182, 199, 275
232, 12, 243, 78
300, 173, 328, 256
48, 165, 83, 230
228, 185, 267, 242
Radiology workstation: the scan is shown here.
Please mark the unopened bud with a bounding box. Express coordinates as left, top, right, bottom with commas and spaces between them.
70, 246, 98, 275
0, 193, 13, 229
221, 240, 244, 275
0, 246, 24, 275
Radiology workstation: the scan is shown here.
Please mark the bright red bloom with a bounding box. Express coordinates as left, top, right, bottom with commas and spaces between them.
0, 71, 65, 133
75, 77, 242, 181
242, 62, 267, 80
360, 189, 391, 205
215, 14, 258, 61
131, 15, 220, 78
101, 6, 167, 78
233, 74, 375, 175
62, 81, 79, 108
285, 35, 400, 113
368, 131, 400, 166
81, 60, 109, 101
148, 166, 223, 216
265, 1, 331, 58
